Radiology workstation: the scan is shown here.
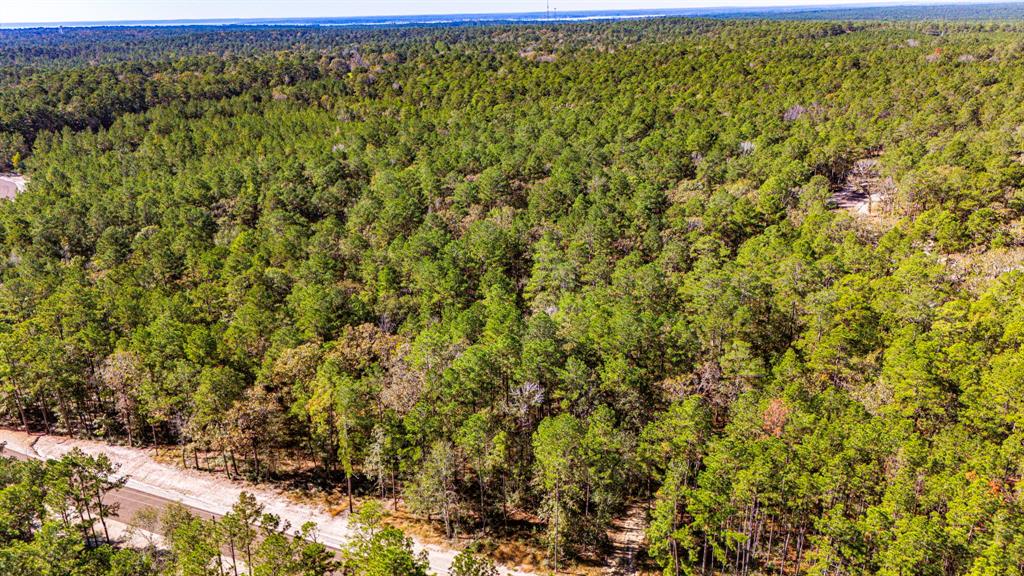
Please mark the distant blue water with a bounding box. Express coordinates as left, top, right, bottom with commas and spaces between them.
0, 2, 1016, 29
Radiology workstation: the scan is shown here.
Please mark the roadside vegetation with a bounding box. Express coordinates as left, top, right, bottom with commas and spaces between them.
0, 449, 499, 575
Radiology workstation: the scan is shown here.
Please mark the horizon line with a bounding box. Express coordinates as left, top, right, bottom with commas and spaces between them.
0, 1, 1008, 29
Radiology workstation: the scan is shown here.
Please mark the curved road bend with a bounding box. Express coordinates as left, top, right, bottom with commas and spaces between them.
0, 440, 533, 576
2, 444, 289, 538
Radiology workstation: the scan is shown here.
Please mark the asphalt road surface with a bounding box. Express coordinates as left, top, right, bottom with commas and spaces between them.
1, 441, 350, 571
0, 437, 532, 575
2, 443, 222, 524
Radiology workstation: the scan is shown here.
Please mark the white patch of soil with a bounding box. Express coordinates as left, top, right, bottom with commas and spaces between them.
0, 173, 26, 199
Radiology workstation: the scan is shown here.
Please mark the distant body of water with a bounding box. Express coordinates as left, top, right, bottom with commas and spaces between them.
1, 2, 1018, 29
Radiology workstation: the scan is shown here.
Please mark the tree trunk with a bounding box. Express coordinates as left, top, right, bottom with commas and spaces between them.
796, 526, 805, 573
702, 533, 708, 575
251, 441, 261, 481
90, 386, 106, 430
584, 482, 590, 518
553, 485, 560, 572
125, 411, 134, 446
502, 474, 509, 527
9, 386, 29, 431
228, 537, 239, 576
246, 540, 254, 576
442, 495, 452, 540
671, 536, 680, 576
80, 501, 96, 543
95, 488, 111, 543
347, 471, 354, 513
779, 528, 791, 576
4, 352, 30, 432
39, 398, 51, 434
151, 424, 160, 453
391, 467, 398, 509
57, 390, 76, 436
478, 470, 487, 533
670, 497, 680, 576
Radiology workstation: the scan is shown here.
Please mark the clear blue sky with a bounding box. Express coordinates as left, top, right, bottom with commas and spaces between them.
0, 0, 982, 24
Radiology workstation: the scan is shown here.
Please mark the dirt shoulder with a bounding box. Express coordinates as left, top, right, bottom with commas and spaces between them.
0, 429, 532, 576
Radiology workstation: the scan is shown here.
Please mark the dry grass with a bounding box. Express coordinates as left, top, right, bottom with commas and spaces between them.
145, 446, 648, 574
377, 501, 633, 575
380, 502, 559, 573
942, 245, 1024, 293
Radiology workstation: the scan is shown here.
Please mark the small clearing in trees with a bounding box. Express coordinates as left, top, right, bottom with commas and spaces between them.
832, 157, 893, 217
942, 246, 1024, 294
0, 173, 26, 199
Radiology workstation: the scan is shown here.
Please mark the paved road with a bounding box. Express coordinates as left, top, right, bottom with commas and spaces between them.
1, 436, 533, 575
3, 443, 222, 524
2, 440, 348, 573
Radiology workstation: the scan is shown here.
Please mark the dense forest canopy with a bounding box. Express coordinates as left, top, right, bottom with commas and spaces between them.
5, 13, 1024, 575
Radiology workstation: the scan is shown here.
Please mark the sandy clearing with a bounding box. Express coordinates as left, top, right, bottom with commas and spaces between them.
0, 429, 533, 576
832, 158, 892, 216
0, 173, 26, 199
